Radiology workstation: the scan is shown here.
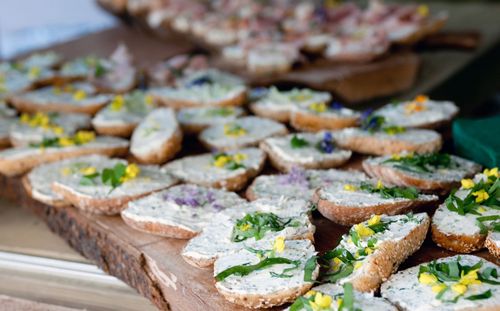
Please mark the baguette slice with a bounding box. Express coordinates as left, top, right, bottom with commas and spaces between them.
381, 255, 500, 311
23, 155, 110, 207
0, 135, 129, 177
246, 168, 368, 202
314, 180, 438, 225
333, 127, 442, 156
182, 197, 315, 268
177, 106, 245, 135
199, 116, 288, 151
214, 239, 319, 309
375, 97, 459, 129
10, 112, 91, 147
260, 132, 352, 172
92, 92, 155, 137
163, 148, 266, 191
362, 153, 481, 193
285, 283, 397, 311
122, 184, 246, 239
130, 107, 182, 164
52, 159, 178, 215
486, 232, 500, 259
9, 82, 112, 115
323, 213, 430, 292
250, 87, 331, 123
290, 103, 361, 132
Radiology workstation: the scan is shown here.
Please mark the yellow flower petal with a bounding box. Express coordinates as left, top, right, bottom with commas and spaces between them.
73, 90, 87, 101
273, 236, 285, 253
451, 284, 467, 295
354, 224, 375, 238
461, 179, 474, 189
419, 272, 438, 285
314, 292, 332, 308
368, 215, 381, 226
431, 283, 447, 293
472, 190, 489, 203
344, 184, 357, 192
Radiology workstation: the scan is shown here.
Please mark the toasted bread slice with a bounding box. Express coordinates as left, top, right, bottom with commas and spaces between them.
130, 107, 182, 164
163, 148, 266, 191
90, 45, 137, 94
250, 87, 331, 123
92, 92, 155, 137
246, 168, 368, 202
290, 104, 360, 132
260, 132, 352, 172
177, 106, 245, 135
214, 239, 319, 308
246, 42, 300, 76
314, 179, 438, 225
381, 255, 499, 311
122, 184, 246, 239
23, 155, 110, 207
10, 112, 91, 147
324, 213, 430, 292
8, 82, 112, 115
182, 197, 315, 268
374, 97, 459, 129
333, 127, 442, 156
362, 153, 481, 194
486, 232, 500, 259
0, 135, 128, 177
286, 283, 397, 311
199, 116, 288, 151
52, 159, 178, 215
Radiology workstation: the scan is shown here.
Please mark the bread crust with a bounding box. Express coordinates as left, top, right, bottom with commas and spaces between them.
249, 104, 291, 123
431, 223, 486, 253
199, 128, 288, 152
8, 96, 108, 116
133, 128, 183, 164
93, 122, 137, 138
22, 175, 68, 207
290, 110, 359, 132
313, 189, 437, 226
485, 233, 500, 259
153, 89, 246, 110
121, 213, 196, 239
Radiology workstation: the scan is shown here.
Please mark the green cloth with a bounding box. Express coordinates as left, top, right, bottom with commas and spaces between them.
452, 115, 500, 168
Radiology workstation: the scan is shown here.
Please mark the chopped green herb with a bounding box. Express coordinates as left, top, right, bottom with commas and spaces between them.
383, 153, 454, 173
359, 182, 419, 199
215, 257, 300, 281
290, 135, 310, 149
465, 289, 492, 301
231, 212, 298, 242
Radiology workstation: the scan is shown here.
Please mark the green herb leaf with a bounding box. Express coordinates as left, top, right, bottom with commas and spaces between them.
340, 283, 354, 311
303, 256, 318, 282
231, 212, 295, 242
359, 182, 419, 199
383, 153, 453, 173
465, 290, 492, 301
215, 257, 299, 281
290, 135, 309, 149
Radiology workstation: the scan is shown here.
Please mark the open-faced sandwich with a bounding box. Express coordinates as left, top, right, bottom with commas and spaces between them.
130, 107, 182, 164
0, 131, 128, 176
199, 116, 287, 151
8, 82, 112, 115
163, 148, 266, 191
92, 92, 156, 137
290, 101, 360, 132
59, 55, 109, 81
121, 184, 246, 239
177, 106, 245, 135
374, 95, 459, 129
0, 65, 55, 100
10, 112, 91, 147
381, 255, 499, 310
322, 213, 430, 292
432, 168, 499, 256
182, 197, 315, 268
260, 132, 352, 172
314, 178, 438, 225
333, 114, 442, 156
247, 167, 368, 202
363, 152, 481, 194
145, 54, 209, 87
51, 157, 178, 215
213, 238, 319, 308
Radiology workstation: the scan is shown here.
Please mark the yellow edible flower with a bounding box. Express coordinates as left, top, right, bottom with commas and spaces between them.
391, 153, 401, 160
419, 272, 438, 285
483, 167, 499, 178
304, 290, 316, 298
110, 95, 125, 111
313, 292, 332, 308
343, 184, 357, 192
309, 102, 327, 113
20, 113, 30, 124
28, 66, 41, 79
478, 206, 486, 213
417, 5, 429, 17
368, 215, 381, 226
415, 94, 429, 103
432, 283, 447, 293
459, 269, 481, 286
365, 247, 374, 255
405, 102, 426, 115
273, 236, 285, 253
376, 180, 384, 190
461, 179, 474, 189
58, 137, 75, 147
233, 153, 247, 163
145, 95, 154, 106
472, 189, 489, 203
121, 163, 141, 182
73, 90, 87, 101
239, 223, 251, 231
74, 131, 95, 144
451, 284, 467, 295
60, 167, 72, 176
51, 126, 64, 135
223, 124, 247, 137
336, 298, 343, 307
79, 166, 97, 176
332, 257, 343, 271
213, 155, 230, 168
353, 261, 363, 270
354, 224, 375, 238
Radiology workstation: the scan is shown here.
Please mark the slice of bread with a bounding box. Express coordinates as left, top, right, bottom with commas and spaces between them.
130, 107, 182, 164
362, 153, 481, 193
246, 168, 368, 202
374, 97, 459, 129
92, 92, 155, 137
177, 106, 245, 135
381, 255, 499, 311
314, 180, 438, 225
324, 213, 430, 292
121, 184, 246, 239
90, 45, 137, 94
290, 105, 360, 132
199, 116, 288, 151
182, 197, 315, 268
260, 132, 352, 172
10, 112, 91, 147
52, 159, 178, 215
0, 135, 129, 177
9, 82, 112, 115
246, 43, 300, 75
214, 239, 319, 308
485, 232, 500, 259
285, 283, 398, 311
333, 127, 442, 156
163, 148, 266, 191
22, 155, 110, 207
